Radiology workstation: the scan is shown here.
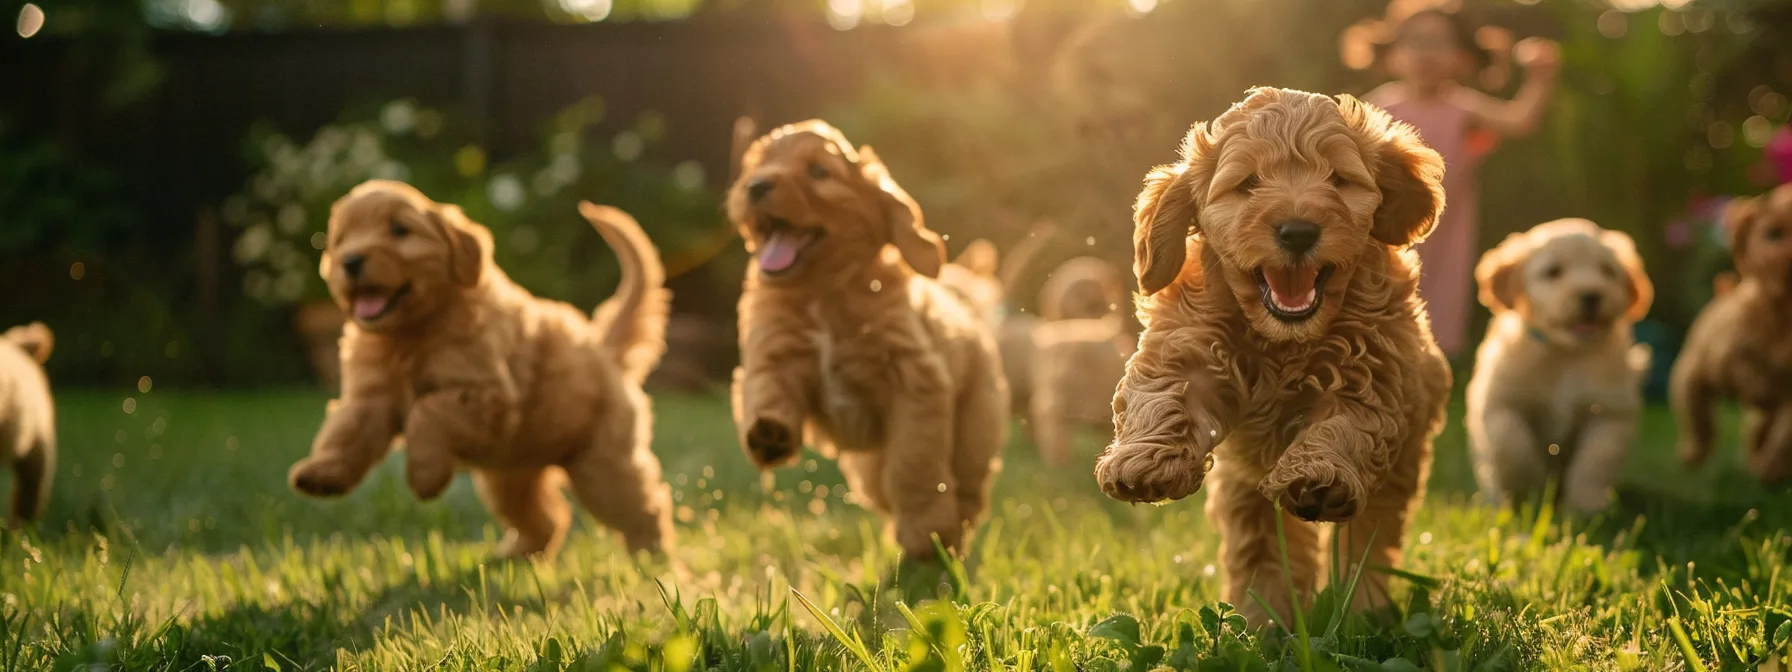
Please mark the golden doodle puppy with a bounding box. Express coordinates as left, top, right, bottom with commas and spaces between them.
728, 120, 1008, 559
1, 322, 54, 528
1467, 219, 1653, 515
288, 180, 675, 558
1674, 185, 1792, 485
1029, 256, 1135, 467
1094, 88, 1451, 625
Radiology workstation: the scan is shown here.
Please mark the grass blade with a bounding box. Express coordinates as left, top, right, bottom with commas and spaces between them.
1667, 617, 1708, 672
791, 588, 882, 671
1273, 503, 1314, 672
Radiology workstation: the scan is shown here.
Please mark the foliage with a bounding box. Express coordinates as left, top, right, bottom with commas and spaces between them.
4, 389, 1791, 669
224, 97, 726, 311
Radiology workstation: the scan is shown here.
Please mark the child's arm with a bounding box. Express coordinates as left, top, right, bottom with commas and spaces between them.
1452, 38, 1560, 137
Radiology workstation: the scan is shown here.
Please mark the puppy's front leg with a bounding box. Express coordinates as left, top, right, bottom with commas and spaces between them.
1095, 325, 1238, 503
881, 358, 964, 558
290, 362, 402, 497
403, 386, 520, 500
1563, 410, 1637, 515
1670, 355, 1717, 468
733, 326, 817, 469
1261, 395, 1399, 523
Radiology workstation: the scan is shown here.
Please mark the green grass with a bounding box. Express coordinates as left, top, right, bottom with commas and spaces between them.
3, 384, 1790, 670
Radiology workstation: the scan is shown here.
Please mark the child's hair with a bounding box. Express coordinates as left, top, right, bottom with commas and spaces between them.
1341, 0, 1513, 90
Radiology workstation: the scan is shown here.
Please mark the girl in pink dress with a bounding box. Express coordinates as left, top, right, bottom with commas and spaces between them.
1346, 4, 1560, 358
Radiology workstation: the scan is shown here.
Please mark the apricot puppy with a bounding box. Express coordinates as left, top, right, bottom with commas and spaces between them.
1674, 185, 1792, 485
1094, 88, 1450, 625
288, 181, 674, 558
1467, 219, 1653, 514
728, 120, 1008, 559
1, 322, 54, 528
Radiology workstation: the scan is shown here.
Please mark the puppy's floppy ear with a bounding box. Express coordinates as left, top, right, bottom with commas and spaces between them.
1474, 232, 1528, 313
858, 145, 943, 278
426, 203, 491, 287
1602, 229, 1655, 322
4, 322, 53, 364
1724, 196, 1758, 263
1341, 95, 1446, 247
1133, 161, 1198, 296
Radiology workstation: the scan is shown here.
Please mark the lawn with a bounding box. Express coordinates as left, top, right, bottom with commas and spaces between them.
3, 384, 1789, 670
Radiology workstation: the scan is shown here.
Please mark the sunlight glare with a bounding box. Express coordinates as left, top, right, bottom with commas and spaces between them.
981, 0, 1018, 22
559, 0, 613, 22
883, 0, 914, 27
1125, 0, 1157, 17
827, 0, 861, 30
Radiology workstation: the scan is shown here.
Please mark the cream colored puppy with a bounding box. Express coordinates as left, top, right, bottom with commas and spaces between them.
1467, 218, 1653, 514
1, 322, 54, 528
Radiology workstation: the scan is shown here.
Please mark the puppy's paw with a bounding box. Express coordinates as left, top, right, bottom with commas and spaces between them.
1677, 438, 1711, 468
289, 458, 359, 498
745, 418, 801, 468
1260, 463, 1364, 523
1093, 442, 1212, 503
494, 531, 554, 559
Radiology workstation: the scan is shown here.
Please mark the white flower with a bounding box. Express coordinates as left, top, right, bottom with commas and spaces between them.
381, 100, 417, 135
234, 224, 273, 264
488, 174, 526, 212
612, 132, 643, 162
673, 160, 705, 191
276, 203, 306, 234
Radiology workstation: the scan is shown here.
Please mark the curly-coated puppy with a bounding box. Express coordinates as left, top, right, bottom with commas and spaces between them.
1, 323, 54, 528
288, 180, 674, 558
1093, 88, 1450, 626
728, 120, 1008, 560
1030, 256, 1135, 467
1468, 219, 1653, 514
1674, 185, 1792, 485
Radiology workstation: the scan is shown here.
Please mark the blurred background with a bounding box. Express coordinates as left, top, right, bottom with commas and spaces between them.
1, 0, 1788, 396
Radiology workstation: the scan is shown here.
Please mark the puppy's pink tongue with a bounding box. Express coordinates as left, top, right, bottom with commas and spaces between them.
758, 232, 801, 273
352, 296, 389, 320
1265, 267, 1319, 311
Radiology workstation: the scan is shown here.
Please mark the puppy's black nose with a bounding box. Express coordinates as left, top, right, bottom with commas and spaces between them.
341, 254, 366, 279
1579, 292, 1602, 314
1277, 220, 1321, 255
746, 178, 775, 203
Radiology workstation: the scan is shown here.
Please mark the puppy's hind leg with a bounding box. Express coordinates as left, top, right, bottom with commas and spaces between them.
565, 389, 674, 555
950, 367, 1008, 550
473, 467, 572, 558
1747, 403, 1792, 487
7, 438, 53, 527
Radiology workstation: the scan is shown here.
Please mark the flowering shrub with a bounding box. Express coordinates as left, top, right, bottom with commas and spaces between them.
226, 97, 726, 311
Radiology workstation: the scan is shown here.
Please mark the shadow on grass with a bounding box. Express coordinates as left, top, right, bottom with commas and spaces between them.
1581, 465, 1790, 581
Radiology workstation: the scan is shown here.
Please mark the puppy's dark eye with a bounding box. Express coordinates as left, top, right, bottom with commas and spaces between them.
1235, 174, 1261, 195
390, 222, 410, 239
807, 162, 829, 180
1601, 263, 1618, 279
1767, 226, 1785, 242
1329, 172, 1350, 188
1543, 264, 1563, 281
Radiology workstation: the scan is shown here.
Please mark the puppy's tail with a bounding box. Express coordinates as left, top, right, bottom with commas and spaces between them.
580, 202, 670, 386
3, 322, 53, 365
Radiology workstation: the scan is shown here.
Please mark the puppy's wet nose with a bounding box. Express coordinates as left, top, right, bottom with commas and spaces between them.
1276, 220, 1321, 255
746, 178, 775, 203
1579, 291, 1602, 314
342, 254, 366, 279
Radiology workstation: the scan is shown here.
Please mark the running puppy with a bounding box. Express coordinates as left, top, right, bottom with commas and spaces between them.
1094, 88, 1450, 625
288, 180, 675, 558
1468, 218, 1653, 514
1, 322, 54, 528
1674, 185, 1792, 485
728, 120, 1008, 559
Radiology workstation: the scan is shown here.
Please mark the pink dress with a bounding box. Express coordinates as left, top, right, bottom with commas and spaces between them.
1372, 95, 1484, 359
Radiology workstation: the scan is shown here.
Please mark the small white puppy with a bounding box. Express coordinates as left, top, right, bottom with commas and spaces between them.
1467, 218, 1653, 514
1, 322, 55, 528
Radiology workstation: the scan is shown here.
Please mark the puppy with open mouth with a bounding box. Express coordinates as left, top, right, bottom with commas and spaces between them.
287, 180, 676, 559
1467, 218, 1654, 515
1093, 88, 1452, 626
726, 120, 1009, 561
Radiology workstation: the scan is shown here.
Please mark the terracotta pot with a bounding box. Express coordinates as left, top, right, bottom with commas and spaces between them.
293, 300, 346, 392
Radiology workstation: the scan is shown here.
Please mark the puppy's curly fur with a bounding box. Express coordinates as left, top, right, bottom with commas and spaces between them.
728, 120, 1008, 559
0, 322, 54, 528
1029, 256, 1135, 467
1673, 185, 1792, 485
1093, 88, 1450, 625
1468, 219, 1653, 514
288, 180, 674, 558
